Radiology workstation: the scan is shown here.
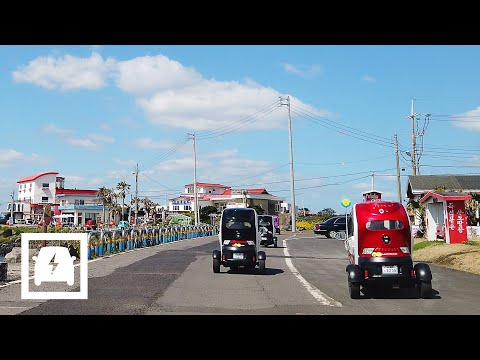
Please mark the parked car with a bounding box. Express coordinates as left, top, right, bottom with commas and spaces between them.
313, 215, 350, 238
85, 219, 97, 230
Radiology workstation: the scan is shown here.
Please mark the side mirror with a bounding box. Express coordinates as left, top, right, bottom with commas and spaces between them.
336, 232, 347, 240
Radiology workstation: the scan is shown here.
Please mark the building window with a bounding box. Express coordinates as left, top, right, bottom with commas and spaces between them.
184, 205, 191, 211
173, 205, 179, 211
275, 203, 281, 212
42, 197, 48, 202
42, 183, 49, 188
61, 200, 66, 206
75, 200, 85, 205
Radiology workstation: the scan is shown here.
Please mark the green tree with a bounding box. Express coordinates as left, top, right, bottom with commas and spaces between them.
249, 205, 265, 215
200, 205, 218, 223
116, 181, 131, 221
141, 197, 155, 222
317, 208, 336, 220
97, 187, 113, 224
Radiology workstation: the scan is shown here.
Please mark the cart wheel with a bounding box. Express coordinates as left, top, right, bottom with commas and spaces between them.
417, 281, 432, 299
348, 281, 361, 299
213, 258, 220, 273
258, 259, 266, 275
274, 239, 278, 248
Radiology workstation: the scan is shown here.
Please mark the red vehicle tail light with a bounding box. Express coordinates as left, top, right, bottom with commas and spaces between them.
229, 240, 248, 245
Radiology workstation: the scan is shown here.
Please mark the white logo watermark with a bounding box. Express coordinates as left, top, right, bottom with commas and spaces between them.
21, 233, 88, 299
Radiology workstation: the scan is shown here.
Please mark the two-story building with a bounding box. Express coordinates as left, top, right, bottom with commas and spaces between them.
168, 182, 286, 216
8, 171, 106, 226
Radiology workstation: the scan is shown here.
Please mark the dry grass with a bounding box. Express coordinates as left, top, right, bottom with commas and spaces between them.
413, 239, 480, 275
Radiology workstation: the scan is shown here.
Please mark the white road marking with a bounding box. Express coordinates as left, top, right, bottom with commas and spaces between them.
283, 235, 342, 307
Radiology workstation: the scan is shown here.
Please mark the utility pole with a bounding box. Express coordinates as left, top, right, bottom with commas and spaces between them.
129, 194, 132, 224
134, 163, 139, 226
188, 133, 199, 225
10, 190, 14, 225
394, 134, 402, 203
371, 173, 375, 190
410, 98, 417, 176
280, 96, 297, 233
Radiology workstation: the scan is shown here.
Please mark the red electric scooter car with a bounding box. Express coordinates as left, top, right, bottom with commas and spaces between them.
340, 201, 433, 299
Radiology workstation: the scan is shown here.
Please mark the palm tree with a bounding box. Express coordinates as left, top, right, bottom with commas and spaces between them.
96, 187, 111, 225
116, 181, 131, 221
141, 197, 155, 222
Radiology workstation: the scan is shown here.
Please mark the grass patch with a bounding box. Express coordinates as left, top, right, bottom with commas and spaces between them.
413, 240, 445, 251
463, 240, 480, 246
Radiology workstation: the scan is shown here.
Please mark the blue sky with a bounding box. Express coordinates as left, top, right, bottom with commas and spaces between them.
1, 45, 480, 214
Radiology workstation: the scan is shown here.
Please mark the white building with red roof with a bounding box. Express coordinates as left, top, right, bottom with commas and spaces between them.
9, 171, 105, 226
169, 182, 285, 216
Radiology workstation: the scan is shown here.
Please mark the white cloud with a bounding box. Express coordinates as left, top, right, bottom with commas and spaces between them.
0, 149, 48, 167
133, 137, 178, 150
155, 158, 193, 172
138, 80, 327, 131
88, 133, 114, 143
0, 149, 23, 167
115, 55, 202, 95
12, 52, 116, 90
99, 123, 112, 131
62, 175, 86, 188
114, 159, 136, 166
205, 149, 239, 159
452, 107, 480, 132
282, 63, 322, 79
42, 124, 74, 135
15, 52, 333, 132
362, 75, 376, 82
65, 138, 98, 150
120, 118, 141, 128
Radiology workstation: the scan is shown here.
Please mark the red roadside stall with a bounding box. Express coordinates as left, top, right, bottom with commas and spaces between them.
419, 191, 472, 244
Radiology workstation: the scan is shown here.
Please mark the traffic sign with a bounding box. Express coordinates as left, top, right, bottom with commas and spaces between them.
341, 198, 351, 208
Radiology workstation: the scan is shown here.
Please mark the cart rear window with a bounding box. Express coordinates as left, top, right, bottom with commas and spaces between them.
366, 220, 404, 230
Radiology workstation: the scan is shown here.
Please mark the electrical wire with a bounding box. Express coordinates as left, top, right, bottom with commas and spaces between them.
291, 107, 395, 148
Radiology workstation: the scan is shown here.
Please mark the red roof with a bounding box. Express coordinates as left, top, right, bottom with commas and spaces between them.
220, 188, 269, 195
247, 188, 269, 194
56, 189, 97, 195
184, 182, 230, 188
419, 191, 472, 203
17, 172, 59, 183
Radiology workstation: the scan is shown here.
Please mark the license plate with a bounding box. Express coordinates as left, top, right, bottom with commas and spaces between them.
233, 253, 244, 259
382, 265, 398, 275
261, 237, 267, 240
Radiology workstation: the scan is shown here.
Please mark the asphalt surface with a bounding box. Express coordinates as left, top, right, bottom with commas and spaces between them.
1, 233, 480, 315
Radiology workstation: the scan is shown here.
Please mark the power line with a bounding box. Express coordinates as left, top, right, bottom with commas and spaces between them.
224, 163, 290, 184
296, 154, 392, 166
291, 107, 394, 148
229, 168, 396, 189
139, 171, 178, 192
196, 103, 281, 140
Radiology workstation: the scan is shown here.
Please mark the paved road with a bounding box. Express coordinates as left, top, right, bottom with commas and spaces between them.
1, 233, 480, 315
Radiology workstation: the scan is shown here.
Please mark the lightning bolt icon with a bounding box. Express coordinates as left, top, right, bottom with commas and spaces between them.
49, 254, 59, 275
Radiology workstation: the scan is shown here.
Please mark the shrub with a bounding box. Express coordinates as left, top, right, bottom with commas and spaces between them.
2, 228, 13, 237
